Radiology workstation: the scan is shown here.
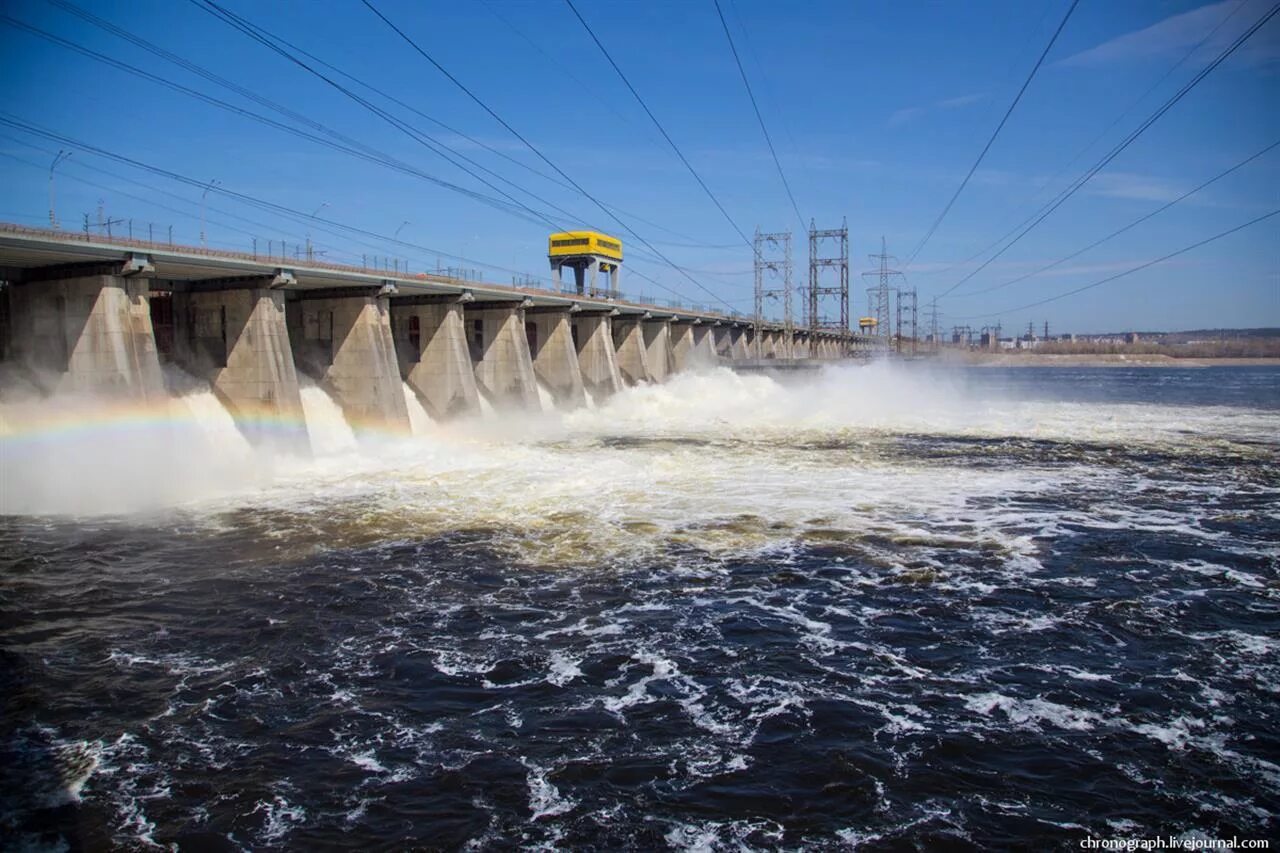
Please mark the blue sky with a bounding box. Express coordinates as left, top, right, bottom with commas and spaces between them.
1, 0, 1276, 333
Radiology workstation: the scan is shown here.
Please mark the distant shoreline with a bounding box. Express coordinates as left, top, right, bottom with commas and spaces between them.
936, 352, 1280, 368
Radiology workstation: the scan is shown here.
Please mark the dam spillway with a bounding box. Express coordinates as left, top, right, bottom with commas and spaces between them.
0, 225, 877, 444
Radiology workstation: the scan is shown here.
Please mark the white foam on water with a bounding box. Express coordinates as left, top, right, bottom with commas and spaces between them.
167, 368, 253, 459
665, 819, 783, 852
0, 364, 268, 514
402, 382, 434, 436
1130, 715, 1207, 750
964, 692, 1103, 732
601, 651, 678, 714
299, 376, 358, 454
253, 795, 306, 842
546, 651, 583, 687
535, 379, 556, 412
347, 751, 388, 773
522, 760, 575, 820
2, 361, 1275, 574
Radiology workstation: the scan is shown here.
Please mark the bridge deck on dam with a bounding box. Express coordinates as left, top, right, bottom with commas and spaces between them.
0, 226, 782, 329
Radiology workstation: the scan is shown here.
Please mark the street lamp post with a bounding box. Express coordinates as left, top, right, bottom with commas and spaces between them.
48, 149, 72, 229
307, 202, 329, 260
200, 178, 221, 247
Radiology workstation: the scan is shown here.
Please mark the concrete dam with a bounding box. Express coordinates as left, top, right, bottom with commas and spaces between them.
0, 225, 871, 447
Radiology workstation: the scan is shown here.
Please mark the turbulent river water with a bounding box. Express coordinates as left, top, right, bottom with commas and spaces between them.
1, 363, 1278, 850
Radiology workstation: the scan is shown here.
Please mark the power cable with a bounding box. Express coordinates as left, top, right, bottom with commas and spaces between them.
712, 0, 806, 231
109, 0, 727, 252
54, 0, 594, 231
905, 0, 1081, 266
0, 115, 585, 288
476, 0, 659, 144
915, 0, 1250, 279
2, 11, 560, 230
190, 0, 580, 231
359, 0, 738, 312
4, 115, 731, 307
952, 137, 1280, 298
561, 0, 757, 253
934, 1, 1280, 299
954, 208, 1279, 317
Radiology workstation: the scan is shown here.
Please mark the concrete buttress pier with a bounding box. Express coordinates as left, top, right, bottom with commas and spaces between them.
711, 325, 733, 361
526, 307, 585, 407
642, 318, 675, 382
287, 287, 410, 434
467, 301, 540, 409
671, 321, 716, 373
572, 311, 624, 399
760, 330, 779, 360
692, 325, 717, 365
391, 295, 480, 419
0, 231, 865, 417
170, 276, 306, 445
612, 315, 653, 385
6, 259, 164, 400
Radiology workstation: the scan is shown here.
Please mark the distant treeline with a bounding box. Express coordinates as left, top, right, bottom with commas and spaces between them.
1094, 328, 1280, 341
1036, 339, 1280, 358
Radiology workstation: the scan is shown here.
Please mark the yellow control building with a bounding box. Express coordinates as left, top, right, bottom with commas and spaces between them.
549, 231, 622, 297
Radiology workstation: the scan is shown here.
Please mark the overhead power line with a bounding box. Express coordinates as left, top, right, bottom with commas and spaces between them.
23, 2, 733, 302
712, 0, 806, 232
150, 0, 724, 251
935, 1, 1280, 299
561, 0, 757, 253
476, 0, 657, 144
955, 208, 1279, 318
66, 0, 585, 223
195, 0, 741, 291
905, 0, 1081, 266
358, 0, 738, 313
117, 0, 716, 256
952, 137, 1280, 298
191, 0, 578, 231
915, 0, 1250, 280
7, 7, 565, 230
0, 141, 315, 252
0, 115, 594, 289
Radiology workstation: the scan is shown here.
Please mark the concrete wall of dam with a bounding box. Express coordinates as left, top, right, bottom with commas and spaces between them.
573, 312, 624, 399
671, 322, 716, 373
173, 286, 307, 446
612, 316, 653, 386
642, 319, 675, 384
469, 302, 541, 410
392, 297, 480, 420
6, 273, 164, 401
288, 291, 410, 433
528, 308, 586, 408
0, 241, 861, 443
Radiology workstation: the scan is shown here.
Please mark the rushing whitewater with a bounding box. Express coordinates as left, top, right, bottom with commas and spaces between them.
1, 363, 1277, 849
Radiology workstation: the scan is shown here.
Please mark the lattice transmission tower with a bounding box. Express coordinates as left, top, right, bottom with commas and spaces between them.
861, 236, 905, 351
754, 229, 793, 359
925, 297, 941, 351
807, 218, 849, 346
904, 287, 918, 356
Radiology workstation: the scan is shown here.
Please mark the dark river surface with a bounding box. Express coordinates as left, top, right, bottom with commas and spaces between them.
2, 364, 1277, 850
